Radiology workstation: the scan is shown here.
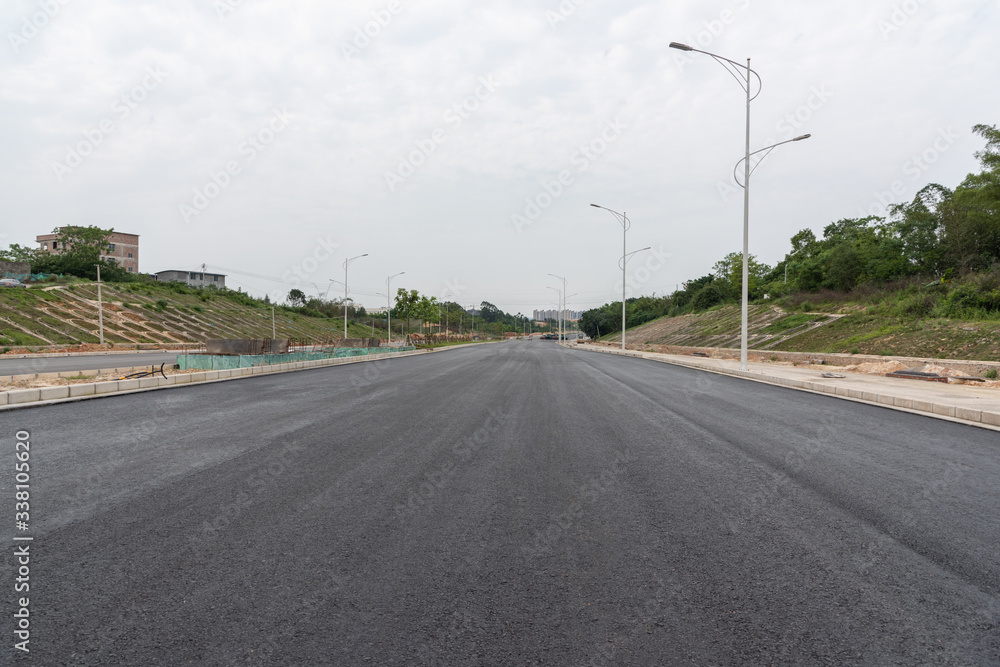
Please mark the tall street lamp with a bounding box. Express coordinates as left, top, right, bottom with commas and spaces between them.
548, 273, 566, 340
591, 204, 633, 351
669, 41, 757, 369
385, 271, 404, 345
670, 41, 809, 371
618, 247, 651, 347
546, 286, 561, 338
343, 253, 368, 339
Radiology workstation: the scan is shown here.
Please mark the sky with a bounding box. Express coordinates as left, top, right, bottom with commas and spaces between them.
2, 0, 998, 317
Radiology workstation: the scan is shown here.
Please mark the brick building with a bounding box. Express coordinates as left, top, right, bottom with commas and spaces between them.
36, 229, 140, 273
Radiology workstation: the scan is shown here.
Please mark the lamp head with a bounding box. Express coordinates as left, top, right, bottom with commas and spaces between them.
669, 42, 694, 51
793, 134, 811, 141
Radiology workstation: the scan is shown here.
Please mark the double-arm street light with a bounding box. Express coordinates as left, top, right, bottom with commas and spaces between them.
618, 247, 651, 347
546, 286, 561, 338
669, 41, 809, 370
385, 271, 404, 345
590, 204, 634, 351
548, 273, 566, 340
343, 253, 368, 339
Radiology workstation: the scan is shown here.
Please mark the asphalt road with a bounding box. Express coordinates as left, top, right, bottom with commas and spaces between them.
2, 342, 998, 664
0, 352, 179, 376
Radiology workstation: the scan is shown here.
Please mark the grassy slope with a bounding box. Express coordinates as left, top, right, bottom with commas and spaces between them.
0, 281, 379, 349
624, 303, 1000, 361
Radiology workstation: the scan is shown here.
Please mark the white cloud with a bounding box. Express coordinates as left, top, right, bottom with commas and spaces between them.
0, 0, 997, 312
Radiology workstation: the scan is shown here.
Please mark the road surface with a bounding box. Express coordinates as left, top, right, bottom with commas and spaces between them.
2, 342, 997, 664
0, 352, 179, 376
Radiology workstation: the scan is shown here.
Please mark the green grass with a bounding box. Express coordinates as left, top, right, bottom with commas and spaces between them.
760, 313, 827, 334
0, 281, 392, 349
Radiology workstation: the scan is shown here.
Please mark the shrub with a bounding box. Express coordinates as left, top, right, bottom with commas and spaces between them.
985, 368, 998, 379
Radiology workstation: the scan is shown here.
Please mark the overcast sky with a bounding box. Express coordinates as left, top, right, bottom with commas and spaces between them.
2, 0, 997, 315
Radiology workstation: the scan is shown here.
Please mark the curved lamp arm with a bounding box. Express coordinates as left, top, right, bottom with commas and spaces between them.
669, 42, 762, 101
619, 246, 651, 271
590, 203, 630, 232
733, 134, 811, 188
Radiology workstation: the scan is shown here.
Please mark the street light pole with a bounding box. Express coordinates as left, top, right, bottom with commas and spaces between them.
670, 41, 761, 369
95, 264, 104, 345
343, 254, 368, 339
617, 247, 651, 346
547, 286, 561, 338
548, 273, 566, 340
591, 204, 632, 351
386, 271, 404, 345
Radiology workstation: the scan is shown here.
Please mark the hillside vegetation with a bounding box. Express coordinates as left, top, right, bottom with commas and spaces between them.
623, 277, 1000, 361
0, 281, 379, 350
583, 123, 1000, 357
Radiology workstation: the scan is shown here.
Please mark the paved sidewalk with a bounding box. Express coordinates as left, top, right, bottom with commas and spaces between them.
570, 343, 1000, 431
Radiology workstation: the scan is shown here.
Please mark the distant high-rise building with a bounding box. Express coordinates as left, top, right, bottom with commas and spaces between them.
533, 308, 582, 321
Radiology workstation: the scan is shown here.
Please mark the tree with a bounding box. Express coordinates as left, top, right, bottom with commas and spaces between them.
887, 184, 950, 276
940, 124, 1000, 271
287, 289, 306, 306
711, 251, 770, 300
412, 296, 439, 329
0, 243, 38, 264
394, 288, 421, 333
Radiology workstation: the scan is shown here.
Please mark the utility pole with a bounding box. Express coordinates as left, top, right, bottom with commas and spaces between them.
95, 264, 105, 345
271, 305, 276, 338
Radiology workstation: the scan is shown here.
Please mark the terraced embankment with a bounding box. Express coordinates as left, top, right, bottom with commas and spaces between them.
621, 304, 1000, 361
0, 282, 372, 350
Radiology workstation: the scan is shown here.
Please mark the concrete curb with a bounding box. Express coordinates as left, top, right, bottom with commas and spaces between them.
0, 349, 430, 411
567, 344, 1000, 432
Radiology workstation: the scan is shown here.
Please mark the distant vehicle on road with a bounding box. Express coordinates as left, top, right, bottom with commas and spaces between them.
0, 278, 27, 288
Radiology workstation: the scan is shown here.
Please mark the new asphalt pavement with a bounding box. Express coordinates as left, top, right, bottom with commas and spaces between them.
1, 341, 997, 664
0, 352, 179, 377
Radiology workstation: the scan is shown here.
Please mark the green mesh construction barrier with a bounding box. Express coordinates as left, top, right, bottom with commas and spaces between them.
177, 347, 416, 370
